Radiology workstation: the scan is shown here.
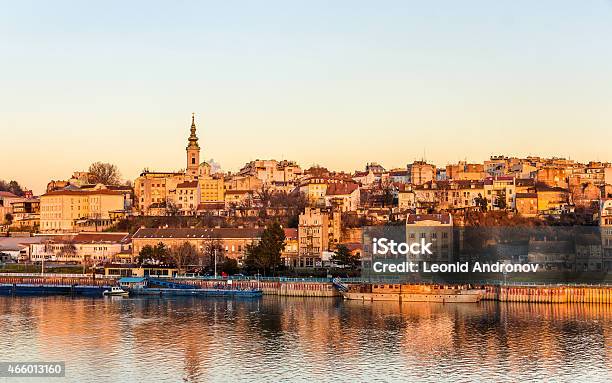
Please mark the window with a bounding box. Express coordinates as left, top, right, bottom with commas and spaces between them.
192, 157, 196, 164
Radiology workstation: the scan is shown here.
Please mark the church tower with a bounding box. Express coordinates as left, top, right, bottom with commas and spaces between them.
186, 113, 201, 177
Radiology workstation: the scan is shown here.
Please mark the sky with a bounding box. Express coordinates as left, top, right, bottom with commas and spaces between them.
1, 1, 612, 194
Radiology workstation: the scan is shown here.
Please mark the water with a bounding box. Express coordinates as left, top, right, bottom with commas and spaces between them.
0, 296, 611, 382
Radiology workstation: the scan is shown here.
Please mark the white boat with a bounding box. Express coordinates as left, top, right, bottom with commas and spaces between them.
103, 286, 129, 297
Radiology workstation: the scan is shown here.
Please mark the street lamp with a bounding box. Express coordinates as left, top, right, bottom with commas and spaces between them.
214, 248, 218, 278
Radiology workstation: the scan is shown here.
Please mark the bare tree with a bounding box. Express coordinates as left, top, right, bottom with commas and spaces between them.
200, 236, 225, 270
170, 242, 199, 274
88, 162, 121, 185
59, 239, 77, 262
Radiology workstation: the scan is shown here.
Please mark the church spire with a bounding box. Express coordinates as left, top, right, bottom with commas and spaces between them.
187, 112, 200, 149
186, 113, 201, 176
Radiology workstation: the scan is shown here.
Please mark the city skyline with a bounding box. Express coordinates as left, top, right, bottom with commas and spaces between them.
3, 112, 612, 195
2, 1, 612, 194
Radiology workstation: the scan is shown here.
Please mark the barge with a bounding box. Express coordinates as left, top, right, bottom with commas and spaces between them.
0, 283, 109, 297
128, 287, 263, 298
120, 277, 263, 298
341, 283, 483, 303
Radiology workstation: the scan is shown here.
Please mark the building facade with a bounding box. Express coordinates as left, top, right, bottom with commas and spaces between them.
297, 208, 341, 267
40, 187, 125, 233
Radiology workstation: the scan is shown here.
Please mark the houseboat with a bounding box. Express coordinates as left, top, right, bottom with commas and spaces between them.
342, 283, 483, 303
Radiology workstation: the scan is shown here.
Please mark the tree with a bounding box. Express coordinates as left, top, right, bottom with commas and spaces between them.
331, 244, 360, 269
0, 180, 25, 196
244, 222, 286, 275
475, 193, 488, 212
137, 242, 171, 264
4, 213, 13, 224
170, 242, 199, 274
221, 258, 239, 275
201, 236, 224, 270
379, 180, 395, 207
138, 245, 155, 264
165, 198, 180, 216
88, 162, 121, 185
496, 191, 507, 210
256, 186, 273, 213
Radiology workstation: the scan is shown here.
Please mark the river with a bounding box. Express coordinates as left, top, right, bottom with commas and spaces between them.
0, 296, 611, 382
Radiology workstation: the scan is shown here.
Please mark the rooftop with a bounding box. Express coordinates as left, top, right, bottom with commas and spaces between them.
177, 181, 199, 188
72, 232, 130, 244
133, 227, 264, 239
406, 213, 452, 225
42, 189, 124, 197
326, 182, 358, 196
0, 191, 19, 198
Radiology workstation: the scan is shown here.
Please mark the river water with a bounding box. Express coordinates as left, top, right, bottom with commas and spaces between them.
0, 296, 611, 382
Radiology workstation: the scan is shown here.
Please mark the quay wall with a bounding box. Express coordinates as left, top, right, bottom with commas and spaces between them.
482, 285, 612, 304
1, 274, 611, 302
173, 279, 340, 297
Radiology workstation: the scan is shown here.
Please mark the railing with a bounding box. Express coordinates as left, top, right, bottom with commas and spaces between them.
175, 274, 612, 286
0, 273, 112, 278
177, 275, 335, 283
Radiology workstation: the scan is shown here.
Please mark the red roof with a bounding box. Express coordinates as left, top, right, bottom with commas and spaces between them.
284, 228, 298, 239
0, 191, 19, 198
177, 181, 199, 188
326, 182, 358, 196
72, 232, 130, 244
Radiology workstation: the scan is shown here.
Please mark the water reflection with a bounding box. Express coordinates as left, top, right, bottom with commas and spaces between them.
0, 296, 610, 382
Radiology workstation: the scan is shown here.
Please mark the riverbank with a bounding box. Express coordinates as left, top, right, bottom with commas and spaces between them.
2, 274, 612, 303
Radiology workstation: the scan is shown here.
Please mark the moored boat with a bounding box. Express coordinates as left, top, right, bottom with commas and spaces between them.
342, 283, 482, 303
103, 286, 129, 297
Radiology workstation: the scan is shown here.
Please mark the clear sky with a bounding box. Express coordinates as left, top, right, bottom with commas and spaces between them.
1, 1, 612, 194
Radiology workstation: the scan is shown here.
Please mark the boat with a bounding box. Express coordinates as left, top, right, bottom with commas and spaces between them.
0, 283, 108, 297
341, 283, 483, 303
103, 286, 129, 297
119, 277, 263, 298
128, 287, 263, 298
